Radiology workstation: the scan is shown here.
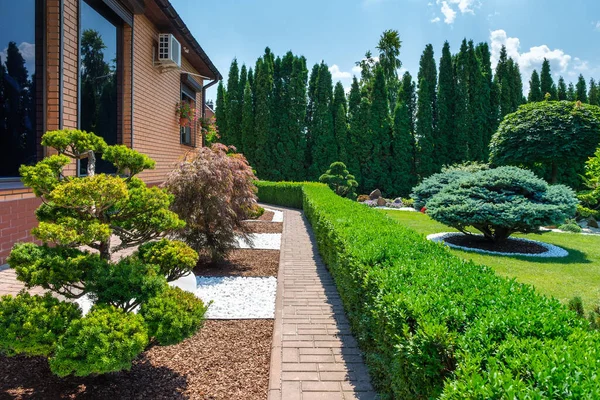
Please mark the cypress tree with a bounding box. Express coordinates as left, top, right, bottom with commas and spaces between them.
332, 82, 348, 163
215, 81, 228, 143
398, 72, 418, 186
241, 80, 255, 161
557, 76, 567, 100
416, 44, 437, 178
376, 29, 402, 109
540, 58, 556, 100
225, 59, 242, 148
391, 95, 417, 196
347, 77, 366, 188
494, 45, 511, 118
510, 61, 524, 107
239, 65, 247, 99
528, 70, 543, 102
567, 83, 576, 101
289, 55, 309, 181
589, 78, 599, 106
307, 62, 336, 180
364, 66, 393, 194
476, 42, 496, 154
236, 65, 247, 153
467, 40, 486, 161
436, 41, 454, 167
576, 74, 588, 102
269, 56, 285, 180
253, 48, 275, 179
454, 40, 471, 162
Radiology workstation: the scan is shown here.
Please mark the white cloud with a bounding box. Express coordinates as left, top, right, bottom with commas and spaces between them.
440, 1, 456, 24
351, 65, 361, 74
431, 16, 441, 23
489, 29, 594, 93
0, 42, 35, 66
595, 21, 600, 31
329, 64, 352, 80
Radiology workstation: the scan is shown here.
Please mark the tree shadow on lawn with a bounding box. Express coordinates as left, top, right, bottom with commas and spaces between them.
0, 354, 189, 399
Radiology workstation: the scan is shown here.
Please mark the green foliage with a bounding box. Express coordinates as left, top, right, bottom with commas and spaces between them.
246, 204, 265, 219
416, 44, 437, 178
102, 145, 155, 176
140, 286, 208, 346
49, 305, 148, 377
19, 155, 71, 196
527, 69, 543, 102
436, 41, 455, 167
215, 81, 228, 142
225, 58, 242, 148
577, 147, 600, 219
252, 48, 275, 178
319, 162, 358, 199
254, 181, 304, 208
489, 101, 600, 186
0, 292, 81, 357
41, 129, 107, 157
568, 296, 585, 317
391, 94, 417, 196
138, 239, 199, 281
559, 219, 583, 233
540, 58, 557, 100
576, 74, 588, 103
426, 166, 578, 241
258, 181, 597, 398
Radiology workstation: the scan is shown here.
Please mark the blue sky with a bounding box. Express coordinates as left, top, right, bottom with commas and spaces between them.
171, 0, 600, 101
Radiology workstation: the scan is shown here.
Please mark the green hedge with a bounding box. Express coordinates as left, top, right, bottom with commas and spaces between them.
258, 182, 600, 399
254, 181, 305, 208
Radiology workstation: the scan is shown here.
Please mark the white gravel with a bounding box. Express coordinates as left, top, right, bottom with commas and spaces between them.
195, 276, 277, 319
236, 233, 281, 250
264, 208, 284, 222
427, 232, 569, 258
376, 206, 418, 212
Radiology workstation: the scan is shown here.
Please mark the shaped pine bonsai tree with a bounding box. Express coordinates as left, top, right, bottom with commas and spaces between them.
0, 129, 207, 377
319, 162, 358, 199
426, 166, 578, 243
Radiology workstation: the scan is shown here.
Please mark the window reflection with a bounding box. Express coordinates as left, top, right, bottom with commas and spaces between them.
0, 0, 39, 178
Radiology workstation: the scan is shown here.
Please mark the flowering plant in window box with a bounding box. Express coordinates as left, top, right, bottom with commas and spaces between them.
176, 101, 198, 127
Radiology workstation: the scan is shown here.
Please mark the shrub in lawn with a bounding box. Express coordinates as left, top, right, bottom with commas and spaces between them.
3, 129, 203, 377
568, 296, 585, 317
258, 181, 598, 398
49, 305, 148, 377
319, 162, 358, 199
140, 286, 208, 346
559, 219, 583, 233
0, 292, 81, 357
410, 162, 489, 210
426, 166, 578, 242
165, 144, 258, 260
577, 147, 600, 220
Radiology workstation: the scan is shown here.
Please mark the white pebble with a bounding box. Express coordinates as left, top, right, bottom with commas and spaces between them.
236, 233, 281, 250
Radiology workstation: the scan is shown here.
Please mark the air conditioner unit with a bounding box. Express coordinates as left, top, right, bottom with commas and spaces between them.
158, 33, 181, 67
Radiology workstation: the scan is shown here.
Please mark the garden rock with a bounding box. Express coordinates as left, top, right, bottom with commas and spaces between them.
393, 198, 403, 204
587, 217, 599, 229
377, 198, 386, 206
369, 189, 381, 200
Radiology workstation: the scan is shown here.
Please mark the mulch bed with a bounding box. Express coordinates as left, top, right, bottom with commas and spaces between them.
0, 320, 273, 400
241, 221, 283, 234
445, 234, 547, 254
194, 249, 280, 277
256, 210, 274, 222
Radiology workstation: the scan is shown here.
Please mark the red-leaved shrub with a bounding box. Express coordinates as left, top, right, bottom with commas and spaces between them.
164, 144, 258, 261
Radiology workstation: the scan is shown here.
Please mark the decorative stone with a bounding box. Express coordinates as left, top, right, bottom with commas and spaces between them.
393, 197, 403, 204
587, 217, 599, 229
369, 189, 381, 200
377, 197, 386, 206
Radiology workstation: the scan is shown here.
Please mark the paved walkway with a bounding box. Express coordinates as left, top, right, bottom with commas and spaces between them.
268, 208, 377, 400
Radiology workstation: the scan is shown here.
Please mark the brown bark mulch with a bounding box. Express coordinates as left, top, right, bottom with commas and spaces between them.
445, 234, 547, 254
256, 210, 274, 222
0, 320, 273, 400
241, 221, 283, 234
194, 249, 280, 277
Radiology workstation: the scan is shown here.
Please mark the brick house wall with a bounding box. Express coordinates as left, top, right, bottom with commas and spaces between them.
0, 0, 220, 264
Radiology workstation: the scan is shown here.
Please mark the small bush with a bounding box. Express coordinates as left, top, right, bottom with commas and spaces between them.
427, 166, 578, 242
254, 181, 304, 208
577, 147, 600, 220
140, 286, 208, 346
0, 292, 81, 357
568, 296, 585, 317
245, 205, 265, 219
138, 239, 199, 281
319, 162, 358, 199
49, 305, 148, 377
559, 219, 583, 233
165, 144, 258, 260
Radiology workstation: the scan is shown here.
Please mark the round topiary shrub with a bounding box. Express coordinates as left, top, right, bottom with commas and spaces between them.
137, 239, 199, 281
49, 305, 148, 377
0, 292, 81, 357
140, 286, 208, 346
426, 166, 578, 242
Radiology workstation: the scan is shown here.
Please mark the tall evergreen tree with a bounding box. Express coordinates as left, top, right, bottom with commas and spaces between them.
557, 76, 567, 100
391, 94, 417, 196
364, 67, 393, 194
567, 83, 576, 101
289, 55, 309, 181
332, 82, 348, 163
540, 58, 556, 100
528, 70, 543, 102
215, 81, 228, 143
576, 74, 588, 102
476, 42, 496, 155
241, 80, 255, 160
416, 44, 437, 178
589, 78, 599, 106
398, 72, 418, 186
494, 45, 512, 119
510, 61, 524, 108
467, 40, 486, 161
307, 62, 336, 179
253, 48, 275, 178
436, 41, 454, 167
453, 40, 471, 162
347, 77, 368, 189
225, 58, 242, 148
376, 29, 402, 108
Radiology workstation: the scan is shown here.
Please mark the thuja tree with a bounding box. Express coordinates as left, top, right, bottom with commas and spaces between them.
319, 162, 358, 199
490, 101, 600, 186
1, 129, 207, 377
578, 147, 600, 220
426, 166, 578, 242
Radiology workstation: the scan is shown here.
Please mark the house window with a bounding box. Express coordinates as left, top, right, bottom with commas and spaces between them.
0, 0, 42, 178
79, 0, 122, 175
180, 85, 195, 146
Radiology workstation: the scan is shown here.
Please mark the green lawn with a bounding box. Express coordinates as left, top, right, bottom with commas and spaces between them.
383, 209, 600, 311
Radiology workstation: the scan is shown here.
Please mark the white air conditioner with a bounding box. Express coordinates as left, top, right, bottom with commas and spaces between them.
157, 33, 181, 67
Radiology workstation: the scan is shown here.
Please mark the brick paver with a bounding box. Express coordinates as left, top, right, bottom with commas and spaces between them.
268, 208, 377, 400
0, 265, 45, 296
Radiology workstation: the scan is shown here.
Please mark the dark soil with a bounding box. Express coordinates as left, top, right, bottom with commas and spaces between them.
0, 320, 273, 400
194, 249, 280, 277
445, 234, 547, 254
241, 221, 283, 234
257, 211, 274, 222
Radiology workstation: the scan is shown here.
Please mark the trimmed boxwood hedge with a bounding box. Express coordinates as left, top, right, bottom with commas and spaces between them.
258, 182, 600, 399
254, 181, 304, 209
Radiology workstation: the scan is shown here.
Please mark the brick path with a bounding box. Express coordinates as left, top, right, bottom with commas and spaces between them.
0, 265, 44, 296
268, 208, 377, 400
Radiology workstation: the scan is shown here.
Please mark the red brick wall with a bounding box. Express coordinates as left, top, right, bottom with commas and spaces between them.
0, 195, 42, 264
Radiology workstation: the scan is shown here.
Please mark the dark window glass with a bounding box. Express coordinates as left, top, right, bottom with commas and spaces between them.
180, 88, 194, 146
79, 0, 119, 175
0, 0, 40, 178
